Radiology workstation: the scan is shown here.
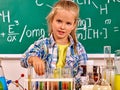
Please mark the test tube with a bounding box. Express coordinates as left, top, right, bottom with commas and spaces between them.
28, 65, 32, 90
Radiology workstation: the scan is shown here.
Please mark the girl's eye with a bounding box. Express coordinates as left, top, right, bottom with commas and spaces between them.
56, 19, 62, 23
66, 22, 72, 25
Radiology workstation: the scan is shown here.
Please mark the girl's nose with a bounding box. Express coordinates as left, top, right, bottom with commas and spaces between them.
61, 23, 65, 30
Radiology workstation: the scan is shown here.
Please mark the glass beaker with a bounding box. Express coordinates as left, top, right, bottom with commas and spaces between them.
93, 66, 112, 90
114, 50, 120, 90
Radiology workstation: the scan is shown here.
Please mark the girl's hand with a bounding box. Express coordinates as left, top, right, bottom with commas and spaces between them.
28, 56, 45, 75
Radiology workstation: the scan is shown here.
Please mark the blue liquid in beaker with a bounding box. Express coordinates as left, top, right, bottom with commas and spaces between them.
0, 76, 8, 90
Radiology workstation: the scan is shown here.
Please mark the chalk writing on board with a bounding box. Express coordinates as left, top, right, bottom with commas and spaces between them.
0, 0, 120, 42
0, 0, 120, 53
35, 0, 44, 6
19, 25, 45, 42
35, 0, 52, 8
0, 10, 45, 42
75, 0, 120, 40
114, 27, 119, 32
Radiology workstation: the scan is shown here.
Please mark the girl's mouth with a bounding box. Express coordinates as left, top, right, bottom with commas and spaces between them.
58, 31, 65, 35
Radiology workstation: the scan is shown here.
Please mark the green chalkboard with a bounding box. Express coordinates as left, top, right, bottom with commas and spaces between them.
0, 0, 120, 54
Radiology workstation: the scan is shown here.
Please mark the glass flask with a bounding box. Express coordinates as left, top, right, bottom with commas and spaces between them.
93, 66, 112, 90
114, 50, 120, 90
0, 60, 8, 90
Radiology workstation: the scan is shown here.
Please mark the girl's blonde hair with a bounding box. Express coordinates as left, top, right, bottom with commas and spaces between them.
46, 0, 79, 53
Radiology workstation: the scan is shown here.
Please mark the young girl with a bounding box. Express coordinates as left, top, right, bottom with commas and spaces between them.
21, 0, 88, 89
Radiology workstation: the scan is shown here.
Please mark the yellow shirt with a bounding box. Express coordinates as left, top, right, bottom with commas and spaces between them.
56, 43, 70, 68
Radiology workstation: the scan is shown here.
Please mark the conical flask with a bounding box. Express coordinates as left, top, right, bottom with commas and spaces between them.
0, 60, 8, 90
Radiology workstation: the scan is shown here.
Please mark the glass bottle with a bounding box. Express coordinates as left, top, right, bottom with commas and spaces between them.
105, 66, 115, 90
104, 46, 115, 89
93, 66, 100, 82
114, 50, 120, 90
93, 66, 112, 90
0, 60, 8, 90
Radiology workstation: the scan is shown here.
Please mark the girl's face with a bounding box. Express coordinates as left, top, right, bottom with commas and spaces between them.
51, 9, 76, 41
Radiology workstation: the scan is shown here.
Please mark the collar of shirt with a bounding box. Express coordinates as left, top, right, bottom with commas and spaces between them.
49, 34, 74, 47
